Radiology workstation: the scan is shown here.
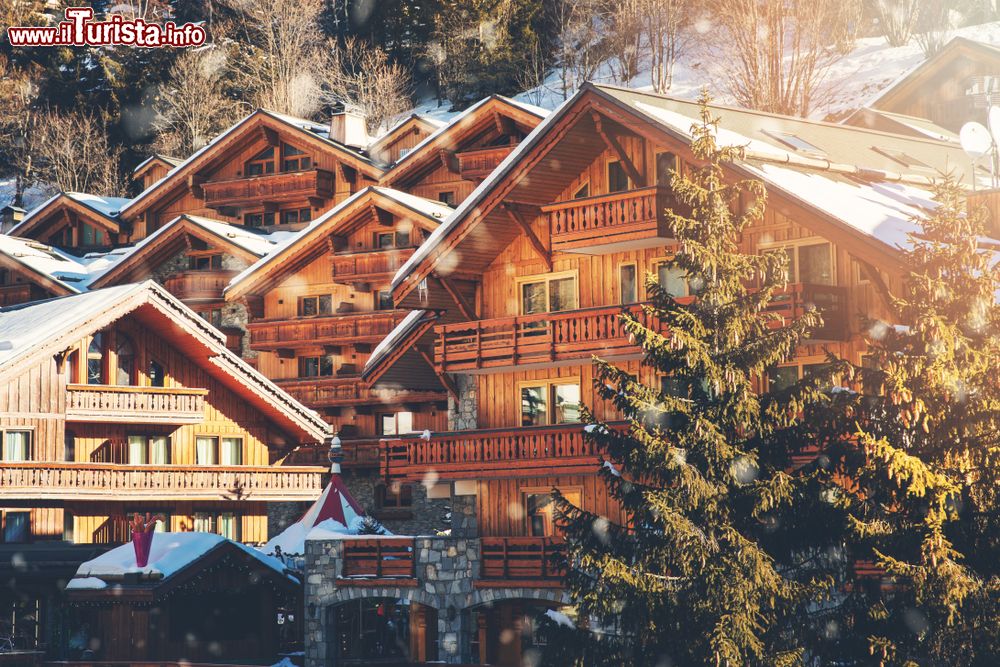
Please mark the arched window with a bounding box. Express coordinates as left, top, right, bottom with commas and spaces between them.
87, 333, 104, 385
115, 334, 135, 386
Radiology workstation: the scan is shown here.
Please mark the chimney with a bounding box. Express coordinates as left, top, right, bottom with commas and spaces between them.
0, 206, 25, 234
330, 108, 369, 150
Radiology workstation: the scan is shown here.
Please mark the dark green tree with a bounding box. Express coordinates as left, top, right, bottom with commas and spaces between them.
546, 96, 850, 666
828, 178, 1000, 666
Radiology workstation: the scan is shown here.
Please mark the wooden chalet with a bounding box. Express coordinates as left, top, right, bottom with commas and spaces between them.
379, 96, 547, 204
0, 236, 94, 307
304, 83, 979, 666
224, 187, 452, 509
845, 36, 1000, 134
65, 533, 301, 663
131, 154, 181, 191
87, 214, 286, 355
9, 193, 132, 252
118, 110, 384, 239
366, 114, 444, 166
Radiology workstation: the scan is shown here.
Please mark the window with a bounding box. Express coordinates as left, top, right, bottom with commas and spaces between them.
767, 362, 829, 391
375, 482, 413, 510
852, 257, 871, 285
762, 130, 824, 156
299, 355, 335, 378
520, 380, 582, 426
376, 290, 394, 311
519, 273, 578, 316
619, 263, 637, 304
218, 512, 240, 540
81, 223, 104, 247
63, 510, 74, 541
376, 232, 395, 249
438, 191, 455, 206
87, 332, 104, 384
244, 212, 275, 228
188, 254, 223, 271
3, 512, 30, 543
573, 183, 590, 199
199, 309, 223, 327
525, 489, 581, 537
128, 436, 170, 465
379, 412, 414, 436
196, 436, 218, 466
115, 334, 135, 386
149, 360, 165, 387
608, 160, 630, 193
656, 151, 677, 186
0, 269, 9, 286
245, 147, 275, 176
871, 146, 929, 169
220, 437, 243, 466
298, 295, 333, 317
281, 208, 311, 225
764, 241, 834, 286
281, 143, 312, 172
193, 512, 215, 533
3, 431, 31, 461
656, 260, 690, 297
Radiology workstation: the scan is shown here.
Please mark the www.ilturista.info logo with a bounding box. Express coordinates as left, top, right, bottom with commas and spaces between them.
7, 7, 206, 48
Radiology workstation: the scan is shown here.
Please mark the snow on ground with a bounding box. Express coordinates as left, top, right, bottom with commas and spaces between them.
0, 178, 54, 213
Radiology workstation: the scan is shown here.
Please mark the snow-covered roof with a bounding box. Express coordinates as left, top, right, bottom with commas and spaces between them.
131, 154, 182, 175
363, 309, 431, 377
383, 95, 548, 177
0, 235, 95, 293
392, 83, 968, 292
11, 191, 130, 237
263, 477, 366, 555
67, 532, 295, 588
226, 186, 450, 296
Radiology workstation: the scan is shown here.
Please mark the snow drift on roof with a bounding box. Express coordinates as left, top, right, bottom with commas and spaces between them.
364, 309, 429, 374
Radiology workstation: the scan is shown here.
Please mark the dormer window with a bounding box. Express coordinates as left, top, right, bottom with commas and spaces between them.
246, 147, 275, 176
762, 130, 824, 156
281, 143, 312, 172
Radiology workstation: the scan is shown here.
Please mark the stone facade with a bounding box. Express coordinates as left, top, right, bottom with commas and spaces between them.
339, 468, 452, 536
267, 500, 310, 540
304, 534, 569, 666
448, 373, 477, 430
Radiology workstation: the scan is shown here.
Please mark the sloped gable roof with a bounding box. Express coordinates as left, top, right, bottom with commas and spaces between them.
0, 281, 330, 443
11, 192, 132, 239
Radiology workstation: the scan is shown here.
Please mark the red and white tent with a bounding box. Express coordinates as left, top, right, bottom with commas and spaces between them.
262, 472, 366, 556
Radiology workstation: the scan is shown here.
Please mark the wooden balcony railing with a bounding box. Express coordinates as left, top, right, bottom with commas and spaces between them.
436, 284, 850, 373
381, 422, 620, 481
66, 385, 208, 424
162, 270, 238, 301
456, 145, 515, 180
248, 310, 409, 351
284, 439, 380, 468
331, 247, 416, 284
542, 186, 676, 252
276, 376, 444, 408
0, 462, 325, 501
479, 537, 565, 586
0, 283, 34, 307
339, 538, 416, 580
202, 168, 334, 208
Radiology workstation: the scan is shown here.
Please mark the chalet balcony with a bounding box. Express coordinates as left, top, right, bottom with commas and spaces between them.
331, 247, 416, 285
0, 462, 324, 501
542, 185, 676, 253
435, 285, 849, 373
456, 145, 515, 180
338, 537, 417, 583
0, 284, 34, 307
162, 269, 238, 301
276, 376, 444, 408
201, 168, 334, 208
248, 310, 410, 352
284, 438, 380, 469
479, 537, 565, 587
66, 384, 208, 424
381, 422, 618, 482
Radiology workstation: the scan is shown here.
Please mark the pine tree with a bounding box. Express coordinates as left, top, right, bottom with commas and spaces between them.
828, 178, 1000, 665
547, 96, 850, 666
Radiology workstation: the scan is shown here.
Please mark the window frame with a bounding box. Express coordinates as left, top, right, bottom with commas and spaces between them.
757, 238, 836, 286
521, 486, 582, 537
378, 411, 416, 436
1, 429, 33, 462
245, 147, 276, 176
618, 262, 638, 304
298, 354, 336, 378
127, 434, 171, 465
515, 270, 580, 316
607, 159, 632, 194
517, 378, 583, 426
652, 255, 692, 298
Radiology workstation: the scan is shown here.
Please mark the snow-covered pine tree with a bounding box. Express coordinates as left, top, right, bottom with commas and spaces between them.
831, 178, 1000, 665
546, 95, 851, 666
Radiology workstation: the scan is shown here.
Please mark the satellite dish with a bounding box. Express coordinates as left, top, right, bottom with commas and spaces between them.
989, 106, 1000, 148
960, 121, 993, 160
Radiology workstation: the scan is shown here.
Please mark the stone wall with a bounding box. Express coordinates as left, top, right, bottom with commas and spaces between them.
450, 492, 477, 539
340, 468, 451, 536
448, 374, 477, 431
304, 535, 570, 666
267, 500, 310, 541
